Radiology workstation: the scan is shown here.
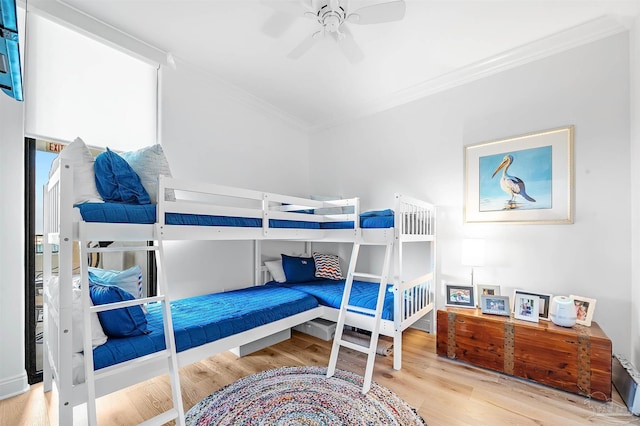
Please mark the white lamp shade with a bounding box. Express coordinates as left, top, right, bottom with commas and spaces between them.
461, 239, 485, 267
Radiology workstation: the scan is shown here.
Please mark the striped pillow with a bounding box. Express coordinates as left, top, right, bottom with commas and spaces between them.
313, 252, 342, 280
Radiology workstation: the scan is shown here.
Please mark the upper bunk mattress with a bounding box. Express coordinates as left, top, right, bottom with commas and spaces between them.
92, 285, 318, 370
268, 279, 395, 320
76, 203, 394, 229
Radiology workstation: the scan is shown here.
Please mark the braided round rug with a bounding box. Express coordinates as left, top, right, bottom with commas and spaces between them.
185, 365, 426, 425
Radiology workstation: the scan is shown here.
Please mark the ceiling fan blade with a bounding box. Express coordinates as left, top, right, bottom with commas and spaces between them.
261, 13, 296, 38
333, 26, 364, 64
347, 0, 406, 25
287, 31, 322, 60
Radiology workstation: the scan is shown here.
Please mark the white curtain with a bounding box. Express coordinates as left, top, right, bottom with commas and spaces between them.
24, 13, 157, 151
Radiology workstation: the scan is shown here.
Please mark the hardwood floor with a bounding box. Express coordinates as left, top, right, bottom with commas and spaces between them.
1, 329, 636, 425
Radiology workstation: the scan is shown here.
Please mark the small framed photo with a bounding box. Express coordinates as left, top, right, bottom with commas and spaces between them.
513, 293, 540, 323
445, 284, 475, 308
480, 295, 510, 316
514, 290, 552, 320
570, 295, 597, 326
476, 285, 501, 307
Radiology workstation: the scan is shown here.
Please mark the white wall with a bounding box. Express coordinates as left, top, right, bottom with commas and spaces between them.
309, 33, 632, 356
159, 62, 312, 298
0, 95, 28, 399
630, 15, 640, 368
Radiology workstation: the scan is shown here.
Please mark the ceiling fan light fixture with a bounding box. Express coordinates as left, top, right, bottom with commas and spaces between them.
274, 0, 406, 62
323, 14, 342, 32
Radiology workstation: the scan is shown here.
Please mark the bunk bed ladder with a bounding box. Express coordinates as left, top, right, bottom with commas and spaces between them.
327, 241, 393, 393
79, 232, 185, 426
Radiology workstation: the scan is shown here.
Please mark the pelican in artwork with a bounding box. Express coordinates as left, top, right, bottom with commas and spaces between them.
491, 154, 536, 208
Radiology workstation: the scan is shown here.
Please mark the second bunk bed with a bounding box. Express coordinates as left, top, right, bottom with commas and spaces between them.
43, 141, 436, 425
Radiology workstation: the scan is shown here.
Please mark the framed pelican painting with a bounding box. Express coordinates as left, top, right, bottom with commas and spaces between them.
464, 126, 574, 224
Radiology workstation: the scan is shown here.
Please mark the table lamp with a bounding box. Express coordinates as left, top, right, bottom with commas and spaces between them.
461, 238, 485, 286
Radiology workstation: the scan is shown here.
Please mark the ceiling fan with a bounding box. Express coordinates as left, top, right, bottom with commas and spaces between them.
262, 0, 406, 63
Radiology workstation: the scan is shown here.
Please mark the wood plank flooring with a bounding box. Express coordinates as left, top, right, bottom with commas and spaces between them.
1, 329, 636, 425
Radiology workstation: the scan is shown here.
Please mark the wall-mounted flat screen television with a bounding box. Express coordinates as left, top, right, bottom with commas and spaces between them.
0, 0, 23, 101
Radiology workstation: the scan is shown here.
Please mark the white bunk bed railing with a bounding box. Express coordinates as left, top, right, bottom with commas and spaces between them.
394, 193, 435, 240
157, 175, 360, 239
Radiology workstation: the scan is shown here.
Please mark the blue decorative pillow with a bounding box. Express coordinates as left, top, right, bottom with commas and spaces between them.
313, 252, 343, 280
94, 148, 151, 204
360, 209, 394, 217
281, 254, 317, 283
89, 265, 143, 299
89, 283, 149, 337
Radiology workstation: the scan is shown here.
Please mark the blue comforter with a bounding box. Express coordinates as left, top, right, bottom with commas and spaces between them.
267, 279, 395, 320
92, 285, 318, 370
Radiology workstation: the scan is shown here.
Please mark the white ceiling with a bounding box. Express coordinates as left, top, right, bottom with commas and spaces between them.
50, 0, 639, 130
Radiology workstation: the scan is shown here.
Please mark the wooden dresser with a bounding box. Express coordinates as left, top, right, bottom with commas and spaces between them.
436, 308, 612, 401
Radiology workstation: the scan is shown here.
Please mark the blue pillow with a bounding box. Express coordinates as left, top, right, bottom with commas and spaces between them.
281, 254, 316, 283
94, 148, 151, 204
360, 209, 394, 218
89, 265, 143, 299
89, 283, 148, 337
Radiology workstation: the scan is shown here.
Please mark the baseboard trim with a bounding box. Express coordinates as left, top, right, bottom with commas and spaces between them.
0, 371, 30, 400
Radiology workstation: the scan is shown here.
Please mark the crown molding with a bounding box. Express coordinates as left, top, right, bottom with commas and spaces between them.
24, 0, 310, 133
311, 15, 631, 133
25, 0, 168, 67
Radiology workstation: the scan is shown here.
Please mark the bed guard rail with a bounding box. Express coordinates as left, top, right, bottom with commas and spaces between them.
158, 175, 360, 234
394, 193, 435, 239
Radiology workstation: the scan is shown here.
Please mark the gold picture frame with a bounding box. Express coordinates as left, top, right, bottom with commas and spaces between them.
464, 126, 574, 224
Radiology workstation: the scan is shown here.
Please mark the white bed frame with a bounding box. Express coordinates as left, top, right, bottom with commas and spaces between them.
43, 159, 436, 424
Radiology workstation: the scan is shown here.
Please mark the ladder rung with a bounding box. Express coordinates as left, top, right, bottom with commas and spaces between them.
94, 350, 172, 381
338, 338, 371, 353
346, 305, 377, 316
138, 408, 180, 426
89, 295, 165, 313
85, 245, 159, 253
352, 272, 382, 280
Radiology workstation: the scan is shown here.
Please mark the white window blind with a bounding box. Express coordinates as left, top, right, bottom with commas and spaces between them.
24, 13, 157, 151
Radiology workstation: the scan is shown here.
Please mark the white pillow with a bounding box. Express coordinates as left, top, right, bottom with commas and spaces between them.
48, 276, 108, 353
71, 288, 108, 353
49, 137, 103, 205
265, 260, 286, 283
120, 144, 176, 204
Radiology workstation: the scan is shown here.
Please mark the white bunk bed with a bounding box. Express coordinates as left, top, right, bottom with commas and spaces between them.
43, 158, 436, 424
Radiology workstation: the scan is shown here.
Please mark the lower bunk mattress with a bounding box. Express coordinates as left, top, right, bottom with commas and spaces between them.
89, 285, 319, 372
267, 279, 395, 320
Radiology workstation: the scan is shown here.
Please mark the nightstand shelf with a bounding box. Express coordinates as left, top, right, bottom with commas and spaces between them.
436, 308, 612, 401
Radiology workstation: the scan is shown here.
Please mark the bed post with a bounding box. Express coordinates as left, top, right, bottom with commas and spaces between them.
254, 240, 262, 286
393, 193, 403, 370
57, 161, 76, 424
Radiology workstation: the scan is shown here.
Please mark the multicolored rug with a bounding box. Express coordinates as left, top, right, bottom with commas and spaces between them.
185, 366, 426, 425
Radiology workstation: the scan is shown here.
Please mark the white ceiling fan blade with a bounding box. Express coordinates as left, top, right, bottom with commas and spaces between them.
261, 13, 296, 38
287, 31, 322, 60
347, 0, 406, 25
332, 26, 364, 64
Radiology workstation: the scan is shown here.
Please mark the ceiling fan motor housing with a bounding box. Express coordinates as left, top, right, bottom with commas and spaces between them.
316, 3, 346, 33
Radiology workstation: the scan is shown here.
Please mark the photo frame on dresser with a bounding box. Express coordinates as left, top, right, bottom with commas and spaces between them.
513, 293, 540, 323
514, 289, 552, 321
570, 295, 597, 326
480, 295, 510, 316
477, 284, 501, 297
445, 284, 475, 308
